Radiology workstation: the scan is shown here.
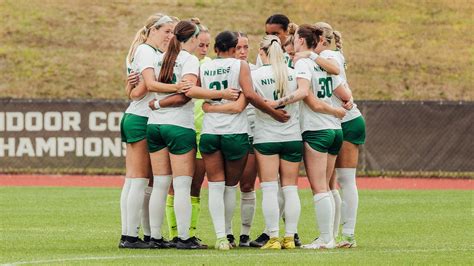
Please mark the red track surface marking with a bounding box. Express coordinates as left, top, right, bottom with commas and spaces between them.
0, 174, 472, 190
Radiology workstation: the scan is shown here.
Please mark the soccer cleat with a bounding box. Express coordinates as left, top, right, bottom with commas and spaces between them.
143, 235, 151, 243
260, 237, 281, 250
215, 237, 231, 251
118, 235, 126, 248
176, 238, 200, 249
249, 233, 269, 247
294, 233, 301, 247
227, 234, 237, 248
337, 235, 357, 248
189, 236, 208, 249
123, 236, 151, 249
168, 237, 179, 248
301, 237, 336, 250
239, 235, 251, 247
281, 236, 296, 249
149, 237, 171, 249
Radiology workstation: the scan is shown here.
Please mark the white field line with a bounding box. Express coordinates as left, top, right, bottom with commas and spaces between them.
2, 248, 473, 265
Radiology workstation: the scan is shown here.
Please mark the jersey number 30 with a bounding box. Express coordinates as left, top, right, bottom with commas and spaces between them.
317, 77, 333, 98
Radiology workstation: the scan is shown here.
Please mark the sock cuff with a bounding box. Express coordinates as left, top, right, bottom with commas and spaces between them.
144, 186, 153, 194
331, 189, 340, 196
261, 181, 279, 190
336, 168, 356, 177
131, 178, 149, 186
282, 185, 298, 192
225, 184, 238, 189
313, 192, 329, 202
191, 196, 200, 203
208, 181, 225, 189
153, 175, 172, 187
241, 191, 256, 200
173, 176, 192, 187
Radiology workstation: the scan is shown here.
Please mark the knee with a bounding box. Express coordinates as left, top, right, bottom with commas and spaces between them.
240, 183, 254, 193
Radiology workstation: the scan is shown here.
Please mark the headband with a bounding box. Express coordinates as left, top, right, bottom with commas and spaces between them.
193, 24, 200, 37
152, 16, 173, 28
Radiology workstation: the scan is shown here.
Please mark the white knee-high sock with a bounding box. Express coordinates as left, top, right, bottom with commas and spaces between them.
261, 181, 279, 238
331, 189, 342, 238
208, 181, 226, 238
224, 185, 237, 236
313, 192, 333, 243
328, 191, 336, 238
240, 191, 256, 236
337, 168, 358, 236
282, 186, 300, 237
149, 175, 172, 240
277, 182, 285, 219
120, 178, 132, 236
141, 186, 152, 237
173, 176, 192, 240
126, 178, 148, 237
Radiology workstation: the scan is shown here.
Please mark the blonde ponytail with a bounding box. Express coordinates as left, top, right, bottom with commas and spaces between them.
333, 30, 343, 52
126, 13, 172, 64
260, 35, 288, 99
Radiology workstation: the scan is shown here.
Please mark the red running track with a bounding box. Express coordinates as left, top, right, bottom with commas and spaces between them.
0, 174, 472, 190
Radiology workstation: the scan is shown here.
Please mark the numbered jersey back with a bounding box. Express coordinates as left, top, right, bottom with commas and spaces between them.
200, 58, 247, 135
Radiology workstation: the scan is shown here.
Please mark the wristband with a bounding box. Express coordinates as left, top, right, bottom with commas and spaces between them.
154, 100, 161, 110
309, 52, 319, 61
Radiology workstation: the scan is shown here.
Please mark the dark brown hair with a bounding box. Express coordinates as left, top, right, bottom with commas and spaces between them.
158, 20, 197, 84
296, 24, 323, 49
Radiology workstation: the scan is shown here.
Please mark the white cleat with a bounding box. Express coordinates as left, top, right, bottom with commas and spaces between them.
301, 238, 336, 249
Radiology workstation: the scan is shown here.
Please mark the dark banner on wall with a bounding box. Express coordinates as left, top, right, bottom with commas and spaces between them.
0, 99, 472, 174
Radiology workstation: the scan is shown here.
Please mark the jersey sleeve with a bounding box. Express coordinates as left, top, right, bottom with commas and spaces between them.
133, 45, 156, 74
181, 55, 200, 78
294, 60, 312, 81
331, 75, 343, 91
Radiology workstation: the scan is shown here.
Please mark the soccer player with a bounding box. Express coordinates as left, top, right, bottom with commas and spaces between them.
164, 17, 211, 249
200, 31, 290, 250
292, 24, 351, 250
314, 22, 365, 248
146, 20, 238, 249
120, 13, 189, 249
230, 31, 258, 247
250, 35, 305, 250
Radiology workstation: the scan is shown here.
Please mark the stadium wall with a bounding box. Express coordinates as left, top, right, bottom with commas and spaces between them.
0, 99, 472, 177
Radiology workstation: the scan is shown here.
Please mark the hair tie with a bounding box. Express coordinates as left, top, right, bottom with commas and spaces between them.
270, 39, 279, 46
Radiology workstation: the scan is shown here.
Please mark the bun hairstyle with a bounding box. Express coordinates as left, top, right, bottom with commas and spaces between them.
214, 31, 238, 53
260, 35, 289, 99
158, 20, 199, 84
265, 14, 290, 31
127, 13, 174, 64
296, 24, 323, 49
284, 22, 298, 47
190, 17, 209, 34
314, 21, 343, 52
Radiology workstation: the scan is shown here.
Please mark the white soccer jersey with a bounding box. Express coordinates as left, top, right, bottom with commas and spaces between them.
124, 44, 160, 117
148, 50, 200, 129
200, 58, 248, 134
246, 63, 258, 137
251, 65, 301, 144
295, 58, 343, 132
320, 50, 362, 123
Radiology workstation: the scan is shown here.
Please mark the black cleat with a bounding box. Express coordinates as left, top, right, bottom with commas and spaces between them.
118, 235, 126, 248
227, 234, 237, 248
143, 235, 151, 243
239, 235, 251, 247
294, 233, 301, 247
189, 236, 208, 249
123, 236, 151, 249
149, 237, 171, 249
168, 237, 179, 248
176, 237, 200, 249
249, 233, 269, 247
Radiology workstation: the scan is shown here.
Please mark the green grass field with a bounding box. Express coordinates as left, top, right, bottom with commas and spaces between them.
0, 187, 472, 265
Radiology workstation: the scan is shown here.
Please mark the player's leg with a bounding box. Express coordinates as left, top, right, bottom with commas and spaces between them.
279, 141, 303, 249
254, 146, 281, 250
238, 151, 257, 247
